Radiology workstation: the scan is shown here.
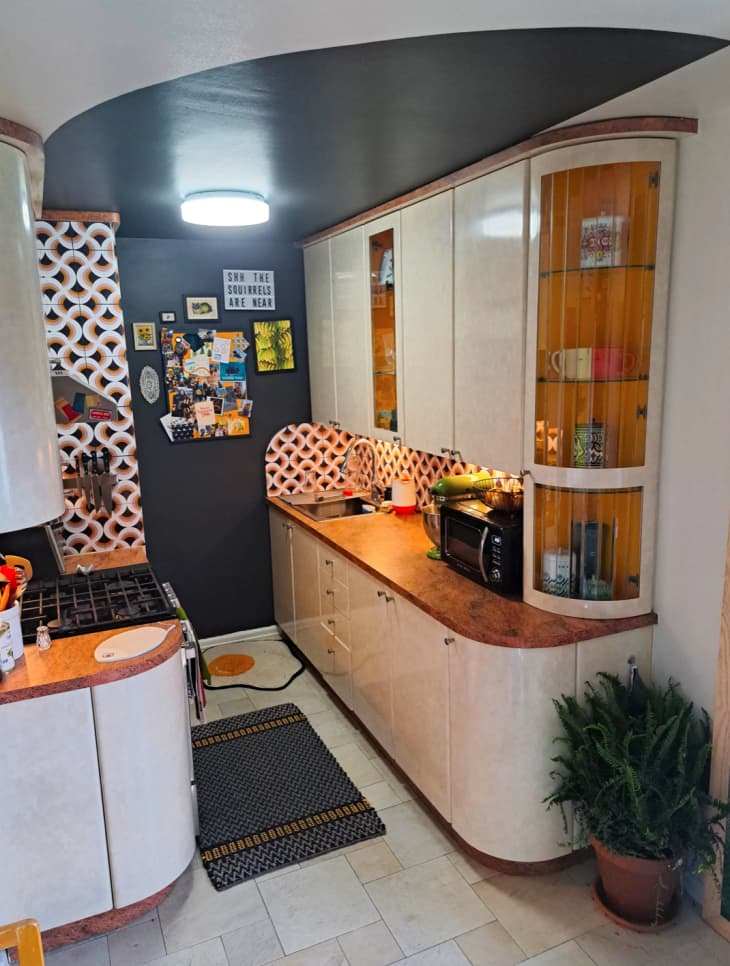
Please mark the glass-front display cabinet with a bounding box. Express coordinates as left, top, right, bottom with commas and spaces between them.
366, 214, 403, 443
523, 139, 676, 618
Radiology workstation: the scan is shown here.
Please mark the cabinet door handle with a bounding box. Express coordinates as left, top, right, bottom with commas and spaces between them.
444, 636, 454, 647
393, 435, 402, 445
440, 447, 451, 455
325, 588, 334, 596
327, 619, 336, 626
329, 420, 341, 430
452, 451, 463, 461
327, 648, 335, 655
377, 591, 394, 603
324, 559, 333, 566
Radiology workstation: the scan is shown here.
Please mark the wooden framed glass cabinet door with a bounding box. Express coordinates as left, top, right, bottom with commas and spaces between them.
523, 139, 676, 618
364, 213, 404, 443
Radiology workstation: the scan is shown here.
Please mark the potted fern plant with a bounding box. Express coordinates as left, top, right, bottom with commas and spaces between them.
546, 671, 730, 931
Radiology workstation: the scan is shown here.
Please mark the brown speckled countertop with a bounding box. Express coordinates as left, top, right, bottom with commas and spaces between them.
268, 496, 657, 648
0, 620, 182, 704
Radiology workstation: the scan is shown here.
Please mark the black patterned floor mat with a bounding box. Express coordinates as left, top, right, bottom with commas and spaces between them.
192, 702, 386, 889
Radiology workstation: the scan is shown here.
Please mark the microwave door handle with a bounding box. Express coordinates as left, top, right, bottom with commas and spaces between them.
478, 526, 490, 584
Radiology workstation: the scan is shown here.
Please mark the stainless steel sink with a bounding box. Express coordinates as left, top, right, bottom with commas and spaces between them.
279, 490, 376, 522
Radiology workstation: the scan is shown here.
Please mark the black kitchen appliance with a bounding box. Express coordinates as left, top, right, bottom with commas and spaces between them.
440, 499, 523, 596
19, 564, 176, 643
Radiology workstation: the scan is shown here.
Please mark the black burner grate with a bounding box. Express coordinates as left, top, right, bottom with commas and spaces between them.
19, 565, 176, 644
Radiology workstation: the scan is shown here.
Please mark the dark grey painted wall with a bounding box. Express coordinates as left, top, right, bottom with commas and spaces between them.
116, 237, 310, 638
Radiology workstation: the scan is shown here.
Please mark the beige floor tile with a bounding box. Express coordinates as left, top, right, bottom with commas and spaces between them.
209, 694, 256, 716
347, 840, 403, 883
455, 921, 526, 965
337, 920, 403, 966
201, 703, 227, 722
158, 864, 267, 952
446, 851, 499, 886
379, 801, 452, 868
269, 938, 348, 964
370, 758, 413, 802
576, 904, 730, 966
523, 939, 596, 965
144, 937, 229, 966
248, 686, 329, 716
107, 911, 165, 966
356, 733, 382, 759
222, 918, 285, 966
258, 854, 379, 953
255, 862, 300, 881
474, 869, 604, 957
362, 780, 403, 811
366, 855, 494, 956
307, 710, 360, 748
331, 742, 386, 786
46, 937, 110, 966
396, 939, 472, 963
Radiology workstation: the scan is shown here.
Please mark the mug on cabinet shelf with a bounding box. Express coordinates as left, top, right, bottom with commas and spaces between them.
550, 347, 592, 381
592, 346, 637, 380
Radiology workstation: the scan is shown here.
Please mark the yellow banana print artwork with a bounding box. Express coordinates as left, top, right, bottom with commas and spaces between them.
253, 320, 295, 372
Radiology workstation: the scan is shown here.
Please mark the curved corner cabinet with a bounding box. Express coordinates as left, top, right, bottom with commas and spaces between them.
269, 505, 653, 866
523, 139, 676, 619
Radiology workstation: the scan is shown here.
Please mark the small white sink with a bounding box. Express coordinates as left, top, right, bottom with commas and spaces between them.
94, 625, 173, 663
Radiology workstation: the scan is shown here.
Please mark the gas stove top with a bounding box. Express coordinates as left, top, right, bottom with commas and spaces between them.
19, 564, 176, 644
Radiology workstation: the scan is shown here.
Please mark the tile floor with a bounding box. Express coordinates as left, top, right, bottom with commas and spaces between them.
45, 666, 730, 966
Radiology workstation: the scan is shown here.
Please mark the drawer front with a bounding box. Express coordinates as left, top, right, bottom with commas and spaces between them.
318, 546, 349, 589
322, 579, 350, 620
320, 624, 352, 709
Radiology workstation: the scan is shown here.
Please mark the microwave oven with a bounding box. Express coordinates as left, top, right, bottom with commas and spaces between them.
440, 500, 523, 596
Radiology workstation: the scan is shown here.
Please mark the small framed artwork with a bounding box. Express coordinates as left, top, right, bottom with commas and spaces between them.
132, 322, 157, 351
159, 310, 176, 323
184, 295, 219, 322
253, 319, 295, 373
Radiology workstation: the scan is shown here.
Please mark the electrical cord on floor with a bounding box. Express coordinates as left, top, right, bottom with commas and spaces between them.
201, 634, 306, 693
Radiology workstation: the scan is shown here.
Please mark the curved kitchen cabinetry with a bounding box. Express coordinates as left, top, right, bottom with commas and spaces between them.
0, 628, 195, 935
268, 500, 653, 867
523, 139, 676, 619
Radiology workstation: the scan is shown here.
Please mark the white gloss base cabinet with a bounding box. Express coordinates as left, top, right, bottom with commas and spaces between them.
269, 508, 654, 864
92, 653, 196, 908
0, 652, 196, 931
270, 507, 296, 640
0, 689, 113, 930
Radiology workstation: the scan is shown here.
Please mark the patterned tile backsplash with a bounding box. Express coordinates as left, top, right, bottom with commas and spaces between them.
36, 218, 144, 555
266, 422, 499, 506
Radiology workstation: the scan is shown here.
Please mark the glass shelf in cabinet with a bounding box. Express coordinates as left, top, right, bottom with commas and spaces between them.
538, 263, 655, 278
374, 369, 396, 377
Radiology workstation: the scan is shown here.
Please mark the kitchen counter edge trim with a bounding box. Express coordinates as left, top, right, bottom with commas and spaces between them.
0, 620, 183, 703
268, 496, 657, 648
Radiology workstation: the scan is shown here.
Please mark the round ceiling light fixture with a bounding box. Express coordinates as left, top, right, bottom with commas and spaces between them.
180, 190, 269, 227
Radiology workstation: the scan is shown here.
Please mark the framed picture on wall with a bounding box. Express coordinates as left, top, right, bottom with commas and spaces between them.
159, 310, 176, 323
184, 296, 219, 322
252, 319, 295, 373
132, 322, 157, 351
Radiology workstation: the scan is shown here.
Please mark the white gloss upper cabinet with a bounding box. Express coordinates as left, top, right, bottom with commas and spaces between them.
401, 192, 454, 458
364, 213, 404, 444
269, 507, 295, 640
332, 227, 370, 437
304, 239, 337, 427
454, 161, 529, 474
390, 595, 451, 820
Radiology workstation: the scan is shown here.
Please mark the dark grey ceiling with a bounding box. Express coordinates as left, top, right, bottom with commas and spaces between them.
43, 29, 725, 243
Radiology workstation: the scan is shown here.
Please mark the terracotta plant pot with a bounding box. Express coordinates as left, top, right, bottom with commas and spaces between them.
591, 838, 681, 930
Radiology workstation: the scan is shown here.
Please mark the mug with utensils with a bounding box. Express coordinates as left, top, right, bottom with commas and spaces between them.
592, 346, 637, 380
550, 347, 592, 381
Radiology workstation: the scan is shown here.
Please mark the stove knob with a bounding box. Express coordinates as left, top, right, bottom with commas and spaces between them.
489, 568, 502, 583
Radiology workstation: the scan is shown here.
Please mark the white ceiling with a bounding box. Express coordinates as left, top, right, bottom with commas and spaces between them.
3, 0, 730, 139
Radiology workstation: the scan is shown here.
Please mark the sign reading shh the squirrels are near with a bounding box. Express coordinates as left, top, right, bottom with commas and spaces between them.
223, 269, 276, 310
